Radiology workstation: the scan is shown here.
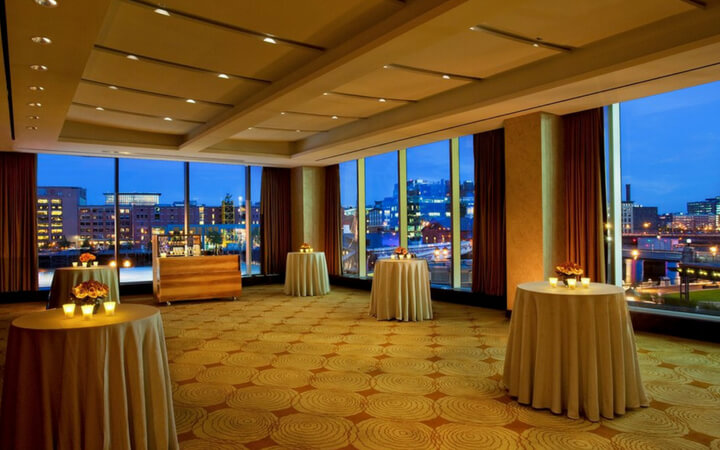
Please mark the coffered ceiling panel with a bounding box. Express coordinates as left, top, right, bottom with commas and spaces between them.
97, 0, 319, 81
335, 68, 471, 101
73, 82, 229, 122
67, 104, 198, 134
294, 93, 404, 117
230, 129, 316, 141
486, 0, 693, 48
257, 112, 357, 131
160, 0, 403, 48
82, 50, 262, 104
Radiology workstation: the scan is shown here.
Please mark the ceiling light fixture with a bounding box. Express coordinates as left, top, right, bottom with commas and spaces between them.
108, 85, 119, 90
28, 102, 42, 107
295, 129, 301, 132
29, 86, 44, 91
378, 98, 386, 103
154, 8, 170, 16
126, 54, 139, 61
263, 37, 277, 44
163, 117, 173, 121
26, 126, 38, 130
33, 0, 57, 7
442, 74, 451, 80
322, 92, 329, 96
247, 127, 253, 130
280, 112, 286, 115
383, 65, 389, 69
27, 115, 40, 120
186, 99, 196, 103
30, 64, 48, 71
95, 106, 104, 111
31, 36, 52, 45
533, 43, 539, 48
217, 73, 229, 79
331, 115, 338, 120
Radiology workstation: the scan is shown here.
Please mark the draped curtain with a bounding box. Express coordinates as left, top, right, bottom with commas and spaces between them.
0, 152, 38, 292
323, 165, 342, 276
260, 168, 291, 275
563, 108, 606, 282
472, 129, 506, 296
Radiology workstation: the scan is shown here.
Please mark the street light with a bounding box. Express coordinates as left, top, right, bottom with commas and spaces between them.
631, 249, 639, 260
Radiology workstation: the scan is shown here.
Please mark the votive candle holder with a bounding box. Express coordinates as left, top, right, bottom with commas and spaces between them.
103, 301, 116, 316
62, 303, 76, 318
581, 277, 591, 288
549, 277, 558, 288
81, 304, 94, 320
72, 262, 78, 267
567, 278, 577, 289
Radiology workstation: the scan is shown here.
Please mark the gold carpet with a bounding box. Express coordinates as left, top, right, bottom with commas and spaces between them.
1, 285, 720, 449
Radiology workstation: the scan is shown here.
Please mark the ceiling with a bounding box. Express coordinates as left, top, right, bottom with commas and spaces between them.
2, 0, 720, 167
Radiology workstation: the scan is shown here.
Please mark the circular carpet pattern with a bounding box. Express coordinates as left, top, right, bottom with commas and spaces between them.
602, 407, 687, 436
611, 433, 709, 450
365, 393, 437, 421
371, 373, 436, 395
270, 413, 356, 450
354, 418, 435, 450
226, 386, 298, 411
520, 429, 613, 449
666, 405, 720, 438
195, 365, 257, 385
310, 371, 372, 392
174, 382, 234, 407
508, 402, 599, 431
436, 397, 515, 426
294, 389, 366, 417
436, 423, 520, 449
192, 408, 277, 443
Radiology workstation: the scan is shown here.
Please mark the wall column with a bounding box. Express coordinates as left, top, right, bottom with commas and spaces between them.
291, 167, 326, 252
504, 112, 565, 310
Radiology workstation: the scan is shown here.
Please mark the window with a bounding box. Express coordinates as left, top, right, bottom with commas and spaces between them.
365, 152, 399, 274
459, 135, 475, 288
407, 141, 451, 285
618, 80, 720, 316
36, 155, 114, 288
189, 163, 247, 270
119, 159, 185, 283
250, 166, 262, 275
340, 161, 359, 275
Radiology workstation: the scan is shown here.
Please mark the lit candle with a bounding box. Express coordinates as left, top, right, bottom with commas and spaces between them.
62, 303, 76, 318
581, 277, 591, 288
549, 277, 558, 288
92, 261, 99, 267
81, 304, 94, 320
391, 254, 397, 259
567, 278, 577, 289
160, 252, 167, 258
82, 262, 88, 268
103, 301, 116, 316
72, 262, 78, 267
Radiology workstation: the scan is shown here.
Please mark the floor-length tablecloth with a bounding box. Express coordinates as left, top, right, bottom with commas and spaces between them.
503, 281, 648, 421
370, 259, 433, 321
284, 252, 330, 296
0, 304, 178, 450
48, 266, 120, 308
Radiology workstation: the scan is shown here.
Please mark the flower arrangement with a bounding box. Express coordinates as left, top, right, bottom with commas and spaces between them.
78, 253, 96, 267
299, 243, 314, 253
555, 262, 583, 285
71, 280, 109, 311
392, 247, 412, 259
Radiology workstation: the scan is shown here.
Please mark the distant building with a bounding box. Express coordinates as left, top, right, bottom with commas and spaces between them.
632, 206, 659, 233
104, 193, 160, 205
37, 186, 86, 247
687, 196, 720, 215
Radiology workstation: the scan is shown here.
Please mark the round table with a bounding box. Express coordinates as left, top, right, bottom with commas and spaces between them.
0, 304, 178, 449
284, 252, 331, 296
48, 265, 120, 309
369, 259, 433, 321
503, 281, 648, 421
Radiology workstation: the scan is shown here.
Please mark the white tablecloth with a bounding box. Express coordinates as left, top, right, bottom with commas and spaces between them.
0, 304, 178, 449
369, 259, 433, 321
48, 265, 120, 309
284, 252, 330, 296
503, 281, 648, 421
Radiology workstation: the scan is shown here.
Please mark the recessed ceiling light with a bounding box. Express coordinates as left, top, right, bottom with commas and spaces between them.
95, 106, 104, 111
30, 64, 48, 71
108, 85, 119, 90
27, 115, 40, 120
26, 126, 38, 130
469, 26, 477, 31
442, 74, 451, 80
154, 8, 170, 16
33, 0, 57, 7
185, 99, 196, 104
217, 73, 229, 79
280, 111, 286, 115
29, 86, 44, 91
322, 92, 329, 96
31, 36, 52, 45
383, 65, 389, 69
533, 43, 539, 48
126, 54, 139, 61
163, 117, 173, 121
378, 98, 386, 103
295, 129, 301, 132
247, 127, 253, 130
28, 102, 42, 107
263, 37, 277, 44
331, 115, 338, 120
119, 151, 132, 155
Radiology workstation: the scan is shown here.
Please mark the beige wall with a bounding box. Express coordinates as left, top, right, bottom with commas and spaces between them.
290, 167, 326, 252
504, 112, 565, 309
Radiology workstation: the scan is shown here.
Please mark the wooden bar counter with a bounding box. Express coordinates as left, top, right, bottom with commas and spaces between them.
152, 255, 242, 304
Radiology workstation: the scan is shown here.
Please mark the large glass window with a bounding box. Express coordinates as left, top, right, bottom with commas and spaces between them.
118, 159, 185, 283
340, 161, 359, 275
36, 155, 115, 288
250, 166, 262, 275
619, 80, 720, 316
365, 152, 399, 274
459, 135, 475, 288
189, 163, 247, 269
407, 141, 451, 285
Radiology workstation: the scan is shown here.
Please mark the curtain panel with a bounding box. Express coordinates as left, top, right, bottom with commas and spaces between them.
472, 129, 507, 297
563, 108, 606, 282
260, 168, 291, 275
0, 152, 38, 292
323, 165, 342, 276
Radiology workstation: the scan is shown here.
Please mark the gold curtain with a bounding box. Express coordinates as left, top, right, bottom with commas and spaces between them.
0, 152, 38, 292
323, 165, 342, 276
472, 129, 506, 296
260, 168, 291, 275
563, 108, 606, 282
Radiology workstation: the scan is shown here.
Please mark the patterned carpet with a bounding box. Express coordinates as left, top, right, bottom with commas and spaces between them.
1, 284, 720, 449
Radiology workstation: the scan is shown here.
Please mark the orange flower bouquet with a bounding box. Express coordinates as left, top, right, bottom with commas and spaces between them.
392, 247, 411, 259
299, 243, 313, 253
78, 253, 96, 267
71, 280, 109, 312
555, 262, 583, 285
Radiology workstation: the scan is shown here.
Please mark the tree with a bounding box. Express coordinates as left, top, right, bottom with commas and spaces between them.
57, 235, 70, 249
206, 230, 223, 253
81, 239, 91, 249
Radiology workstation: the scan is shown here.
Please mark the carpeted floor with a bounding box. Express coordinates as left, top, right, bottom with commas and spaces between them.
1, 285, 720, 449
